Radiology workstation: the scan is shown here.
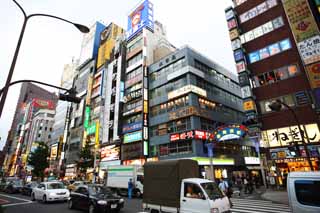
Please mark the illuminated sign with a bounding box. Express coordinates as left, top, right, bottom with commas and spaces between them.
122, 122, 143, 134
168, 85, 207, 100
100, 145, 120, 161
50, 144, 58, 159
212, 124, 248, 142
236, 61, 246, 73
229, 29, 239, 40
243, 100, 255, 111
84, 106, 90, 128
170, 130, 213, 142
87, 123, 96, 135
262, 123, 320, 147
124, 131, 142, 143
244, 157, 260, 165
127, 0, 154, 39
297, 35, 320, 65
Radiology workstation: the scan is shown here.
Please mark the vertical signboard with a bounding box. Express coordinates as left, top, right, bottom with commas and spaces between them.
95, 121, 100, 149
86, 76, 93, 105
282, 0, 320, 65
127, 0, 154, 39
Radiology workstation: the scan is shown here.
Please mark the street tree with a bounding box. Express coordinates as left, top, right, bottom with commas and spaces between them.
76, 136, 94, 178
27, 142, 49, 181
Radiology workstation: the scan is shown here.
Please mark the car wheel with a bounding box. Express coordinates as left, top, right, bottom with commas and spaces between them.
42, 195, 47, 203
31, 193, 35, 201
89, 204, 95, 213
68, 199, 74, 209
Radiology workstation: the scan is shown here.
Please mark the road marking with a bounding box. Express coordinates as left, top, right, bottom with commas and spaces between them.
0, 193, 31, 202
231, 198, 292, 213
0, 198, 9, 204
2, 201, 34, 207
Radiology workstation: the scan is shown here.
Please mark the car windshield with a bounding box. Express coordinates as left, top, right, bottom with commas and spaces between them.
47, 182, 65, 189
88, 186, 111, 195
201, 182, 224, 200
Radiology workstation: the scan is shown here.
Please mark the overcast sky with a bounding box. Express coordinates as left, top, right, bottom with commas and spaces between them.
0, 0, 235, 149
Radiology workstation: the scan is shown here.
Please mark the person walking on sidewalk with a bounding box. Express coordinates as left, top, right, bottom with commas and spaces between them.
244, 176, 249, 194
128, 179, 133, 199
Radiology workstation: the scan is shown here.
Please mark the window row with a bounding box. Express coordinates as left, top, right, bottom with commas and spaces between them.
259, 91, 311, 114
253, 64, 300, 87
239, 0, 278, 23
240, 16, 284, 44
126, 66, 143, 81
150, 77, 187, 99
127, 52, 143, 68
123, 99, 142, 112
150, 141, 193, 157
125, 82, 143, 95
150, 96, 189, 116
248, 38, 292, 64
127, 37, 143, 54
123, 114, 142, 125
150, 58, 186, 82
150, 118, 192, 137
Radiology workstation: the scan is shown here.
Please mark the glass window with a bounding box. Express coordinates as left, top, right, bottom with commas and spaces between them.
295, 180, 320, 207
288, 65, 300, 77
283, 95, 295, 107
265, 71, 276, 84
184, 183, 205, 199
268, 43, 281, 56
279, 39, 291, 51
275, 67, 289, 80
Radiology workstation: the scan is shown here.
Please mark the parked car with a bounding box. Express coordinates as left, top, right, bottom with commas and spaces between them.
21, 182, 38, 196
31, 181, 69, 203
4, 180, 23, 194
68, 184, 124, 213
287, 171, 320, 213
68, 181, 89, 192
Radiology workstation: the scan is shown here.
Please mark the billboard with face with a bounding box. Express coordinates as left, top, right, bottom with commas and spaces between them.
127, 0, 154, 39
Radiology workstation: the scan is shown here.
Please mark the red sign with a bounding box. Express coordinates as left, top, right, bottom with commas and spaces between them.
32, 98, 54, 109
194, 130, 207, 140
170, 134, 180, 142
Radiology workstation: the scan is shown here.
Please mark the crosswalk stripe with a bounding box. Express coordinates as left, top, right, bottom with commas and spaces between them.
230, 198, 291, 213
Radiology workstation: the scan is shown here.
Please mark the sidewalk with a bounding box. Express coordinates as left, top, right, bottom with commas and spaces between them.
261, 189, 289, 205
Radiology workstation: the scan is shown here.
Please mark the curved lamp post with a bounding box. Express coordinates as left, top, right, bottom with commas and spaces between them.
269, 99, 314, 171
0, 0, 89, 118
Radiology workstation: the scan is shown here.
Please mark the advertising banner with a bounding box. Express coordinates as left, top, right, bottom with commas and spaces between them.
282, 0, 319, 43
87, 123, 96, 135
297, 35, 320, 65
86, 76, 93, 105
243, 100, 256, 111
122, 122, 143, 134
121, 142, 143, 160
168, 85, 207, 100
124, 131, 142, 143
127, 0, 154, 39
100, 145, 120, 161
32, 98, 54, 109
50, 144, 58, 159
84, 106, 91, 128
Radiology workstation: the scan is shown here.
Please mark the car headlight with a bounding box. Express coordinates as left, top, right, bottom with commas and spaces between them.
97, 200, 107, 205
119, 198, 124, 203
49, 192, 56, 196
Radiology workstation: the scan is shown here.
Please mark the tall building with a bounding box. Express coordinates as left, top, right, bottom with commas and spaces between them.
121, 0, 176, 165
3, 83, 57, 176
49, 58, 78, 176
225, 0, 320, 181
148, 46, 247, 179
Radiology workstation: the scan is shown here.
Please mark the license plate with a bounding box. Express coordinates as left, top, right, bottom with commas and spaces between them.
111, 204, 117, 209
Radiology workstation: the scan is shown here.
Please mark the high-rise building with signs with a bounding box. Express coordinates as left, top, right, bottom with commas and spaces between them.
225, 0, 320, 179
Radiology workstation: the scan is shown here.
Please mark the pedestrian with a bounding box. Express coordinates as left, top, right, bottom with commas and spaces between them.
244, 176, 249, 194
218, 178, 233, 207
236, 176, 242, 195
128, 178, 133, 199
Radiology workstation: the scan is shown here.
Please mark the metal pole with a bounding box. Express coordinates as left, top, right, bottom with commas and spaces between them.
0, 18, 27, 118
280, 101, 314, 171
209, 155, 214, 182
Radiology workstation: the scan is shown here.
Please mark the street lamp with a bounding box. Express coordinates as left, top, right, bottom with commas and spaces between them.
0, 0, 89, 118
268, 99, 314, 171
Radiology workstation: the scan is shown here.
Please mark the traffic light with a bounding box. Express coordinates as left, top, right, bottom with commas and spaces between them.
59, 93, 81, 103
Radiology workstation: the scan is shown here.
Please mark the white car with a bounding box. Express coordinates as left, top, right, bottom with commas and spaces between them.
31, 181, 70, 203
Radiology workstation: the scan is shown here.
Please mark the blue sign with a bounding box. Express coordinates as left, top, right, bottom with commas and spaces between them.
122, 122, 143, 134
234, 49, 244, 62
212, 124, 248, 142
248, 51, 260, 63
279, 39, 291, 51
127, 0, 154, 39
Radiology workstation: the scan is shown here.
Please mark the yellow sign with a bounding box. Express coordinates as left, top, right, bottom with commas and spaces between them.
306, 62, 320, 89
282, 0, 319, 43
243, 100, 255, 111
50, 144, 58, 159
143, 101, 148, 113
95, 121, 100, 149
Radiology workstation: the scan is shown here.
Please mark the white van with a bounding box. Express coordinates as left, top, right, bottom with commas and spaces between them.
287, 172, 320, 213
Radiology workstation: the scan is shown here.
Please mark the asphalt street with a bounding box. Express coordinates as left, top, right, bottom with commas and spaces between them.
0, 193, 292, 213
0, 193, 143, 213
